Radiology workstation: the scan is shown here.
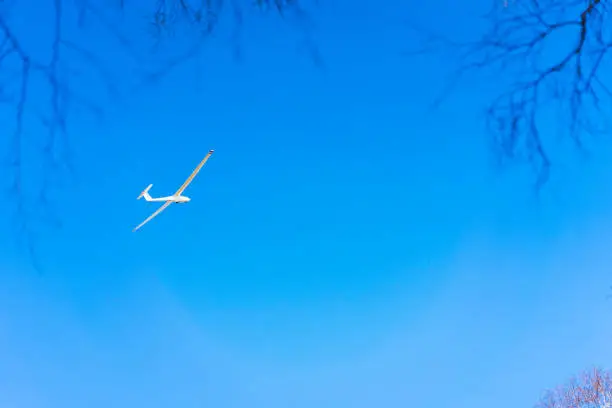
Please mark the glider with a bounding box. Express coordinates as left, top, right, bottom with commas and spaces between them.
133, 149, 214, 232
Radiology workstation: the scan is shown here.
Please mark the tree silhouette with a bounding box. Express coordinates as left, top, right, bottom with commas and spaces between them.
411, 0, 610, 188
0, 0, 317, 264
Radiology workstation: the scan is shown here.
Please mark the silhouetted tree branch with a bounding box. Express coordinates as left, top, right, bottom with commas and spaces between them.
0, 0, 318, 267
1, 0, 75, 266
411, 0, 611, 187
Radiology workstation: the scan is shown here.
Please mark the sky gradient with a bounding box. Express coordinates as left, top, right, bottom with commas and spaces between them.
2, 0, 612, 407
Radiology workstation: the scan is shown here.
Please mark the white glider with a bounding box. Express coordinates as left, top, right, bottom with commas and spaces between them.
133, 149, 214, 232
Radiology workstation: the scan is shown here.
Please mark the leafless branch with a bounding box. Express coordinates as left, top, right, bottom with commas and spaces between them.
141, 0, 322, 84
537, 366, 612, 408
409, 0, 612, 188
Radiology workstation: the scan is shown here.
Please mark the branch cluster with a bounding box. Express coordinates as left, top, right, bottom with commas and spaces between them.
538, 367, 612, 408
427, 0, 612, 185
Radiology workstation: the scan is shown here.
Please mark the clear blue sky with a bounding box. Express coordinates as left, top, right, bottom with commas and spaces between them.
2, 0, 612, 407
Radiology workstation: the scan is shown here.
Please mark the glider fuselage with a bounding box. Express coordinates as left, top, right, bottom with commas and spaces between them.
148, 195, 190, 203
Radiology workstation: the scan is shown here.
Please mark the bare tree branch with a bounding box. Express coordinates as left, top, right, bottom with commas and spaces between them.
537, 366, 612, 408
409, 0, 612, 188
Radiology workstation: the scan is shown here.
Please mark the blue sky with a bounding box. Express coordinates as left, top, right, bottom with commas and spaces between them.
2, 0, 612, 406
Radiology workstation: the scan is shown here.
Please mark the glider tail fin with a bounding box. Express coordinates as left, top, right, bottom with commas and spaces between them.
138, 184, 153, 201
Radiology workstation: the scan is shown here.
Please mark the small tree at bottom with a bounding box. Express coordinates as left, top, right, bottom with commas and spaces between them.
537, 367, 612, 408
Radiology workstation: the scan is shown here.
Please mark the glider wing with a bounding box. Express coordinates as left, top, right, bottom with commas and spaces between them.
132, 201, 173, 232
174, 149, 214, 196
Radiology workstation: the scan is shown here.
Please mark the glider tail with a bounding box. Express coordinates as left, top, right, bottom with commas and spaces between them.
138, 184, 153, 201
